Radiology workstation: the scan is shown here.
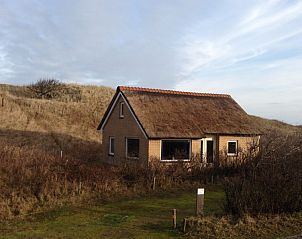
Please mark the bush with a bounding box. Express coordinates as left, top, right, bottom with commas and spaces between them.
27, 78, 65, 99
2, 132, 300, 220
223, 133, 302, 215
0, 149, 229, 220
0, 144, 127, 220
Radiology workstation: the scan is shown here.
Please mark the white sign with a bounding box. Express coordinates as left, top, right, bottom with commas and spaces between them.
197, 188, 205, 195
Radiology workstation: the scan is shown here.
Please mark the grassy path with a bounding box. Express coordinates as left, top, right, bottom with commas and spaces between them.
0, 188, 224, 239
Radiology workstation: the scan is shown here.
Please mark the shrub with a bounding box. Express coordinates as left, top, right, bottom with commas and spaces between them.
0, 144, 126, 220
0, 148, 229, 220
27, 78, 65, 99
3, 132, 300, 220
223, 133, 302, 215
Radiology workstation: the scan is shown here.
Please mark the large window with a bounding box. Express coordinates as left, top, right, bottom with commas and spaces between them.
227, 141, 238, 155
161, 140, 191, 160
109, 137, 115, 156
126, 138, 139, 158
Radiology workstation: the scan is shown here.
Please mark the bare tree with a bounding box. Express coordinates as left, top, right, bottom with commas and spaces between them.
27, 78, 65, 99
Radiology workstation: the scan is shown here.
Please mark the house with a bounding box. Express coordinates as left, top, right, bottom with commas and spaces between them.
97, 86, 260, 164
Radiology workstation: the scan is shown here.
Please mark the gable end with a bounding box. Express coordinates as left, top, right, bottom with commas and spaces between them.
97, 91, 148, 139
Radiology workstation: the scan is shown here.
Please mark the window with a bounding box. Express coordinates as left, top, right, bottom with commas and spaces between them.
109, 137, 115, 155
227, 141, 237, 155
126, 138, 139, 158
119, 102, 124, 118
161, 140, 191, 160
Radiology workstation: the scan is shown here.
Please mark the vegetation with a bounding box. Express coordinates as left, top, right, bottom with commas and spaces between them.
0, 144, 229, 220
223, 133, 302, 215
27, 78, 65, 99
0, 189, 224, 239
184, 213, 302, 239
0, 83, 114, 160
1, 83, 302, 238
250, 115, 302, 135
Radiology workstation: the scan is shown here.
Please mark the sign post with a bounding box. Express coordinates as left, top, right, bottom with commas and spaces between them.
196, 188, 205, 216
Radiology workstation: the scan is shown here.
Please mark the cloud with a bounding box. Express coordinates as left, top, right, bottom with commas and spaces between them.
0, 46, 14, 79
177, 1, 302, 77
0, 0, 302, 123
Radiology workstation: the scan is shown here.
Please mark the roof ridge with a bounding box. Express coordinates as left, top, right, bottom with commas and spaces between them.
118, 86, 231, 98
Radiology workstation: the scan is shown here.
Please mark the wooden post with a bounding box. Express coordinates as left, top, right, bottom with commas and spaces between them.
152, 176, 156, 190
1, 97, 4, 107
196, 188, 205, 216
183, 218, 187, 233
78, 181, 82, 194
172, 209, 177, 229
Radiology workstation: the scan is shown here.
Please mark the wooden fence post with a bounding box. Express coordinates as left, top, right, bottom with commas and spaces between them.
152, 176, 156, 190
183, 218, 187, 233
196, 188, 205, 216
78, 180, 82, 195
172, 209, 177, 229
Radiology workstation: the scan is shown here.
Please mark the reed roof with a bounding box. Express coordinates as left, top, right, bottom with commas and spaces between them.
100, 86, 260, 138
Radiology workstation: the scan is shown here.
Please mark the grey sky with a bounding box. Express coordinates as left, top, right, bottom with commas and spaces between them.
0, 0, 302, 124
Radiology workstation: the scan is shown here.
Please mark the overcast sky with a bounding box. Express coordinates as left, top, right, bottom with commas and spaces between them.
0, 0, 302, 124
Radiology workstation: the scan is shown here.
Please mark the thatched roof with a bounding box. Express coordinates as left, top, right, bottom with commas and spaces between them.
99, 86, 260, 138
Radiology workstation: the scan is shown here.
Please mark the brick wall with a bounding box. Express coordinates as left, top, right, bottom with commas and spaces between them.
148, 139, 161, 160
218, 135, 260, 158
102, 94, 148, 164
191, 139, 201, 157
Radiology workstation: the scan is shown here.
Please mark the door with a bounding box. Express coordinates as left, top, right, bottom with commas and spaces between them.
206, 140, 214, 163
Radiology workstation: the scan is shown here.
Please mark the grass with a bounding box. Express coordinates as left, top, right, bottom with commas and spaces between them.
0, 187, 225, 239
0, 83, 115, 159
0, 187, 301, 239
185, 213, 302, 239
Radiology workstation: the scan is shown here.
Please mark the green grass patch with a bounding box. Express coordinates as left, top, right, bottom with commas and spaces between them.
0, 187, 225, 239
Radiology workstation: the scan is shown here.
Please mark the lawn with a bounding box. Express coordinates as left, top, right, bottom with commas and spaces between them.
0, 187, 225, 239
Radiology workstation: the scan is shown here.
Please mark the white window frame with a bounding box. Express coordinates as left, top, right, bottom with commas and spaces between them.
160, 139, 191, 162
125, 137, 140, 159
109, 137, 115, 156
227, 140, 238, 156
119, 102, 124, 118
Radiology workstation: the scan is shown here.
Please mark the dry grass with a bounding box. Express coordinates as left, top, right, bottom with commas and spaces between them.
250, 115, 302, 135
0, 143, 131, 220
185, 213, 302, 239
0, 83, 114, 159
0, 145, 216, 221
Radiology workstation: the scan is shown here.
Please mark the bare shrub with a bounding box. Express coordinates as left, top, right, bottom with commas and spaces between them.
3, 132, 300, 220
223, 132, 302, 215
184, 213, 302, 239
0, 143, 125, 220
27, 78, 65, 99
